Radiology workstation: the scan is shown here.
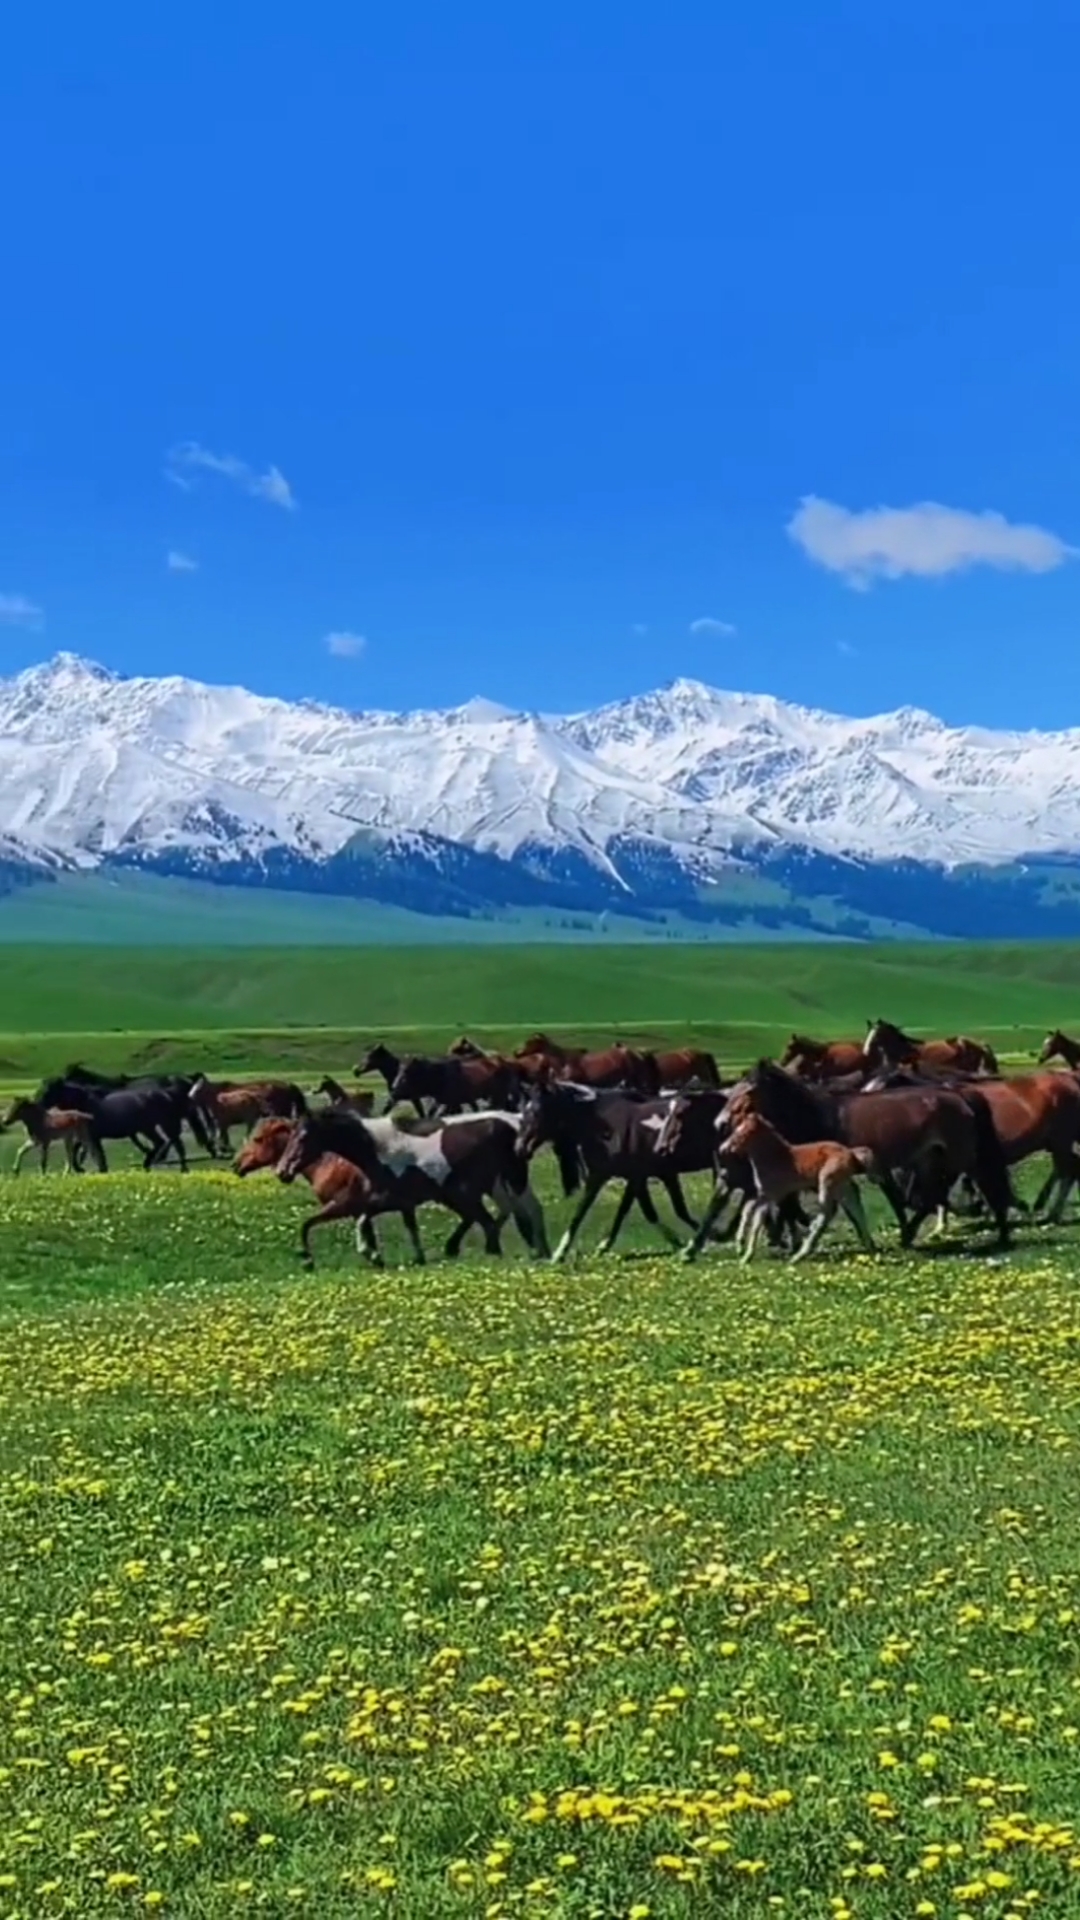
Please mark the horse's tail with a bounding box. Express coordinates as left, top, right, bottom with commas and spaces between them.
964, 1089, 1012, 1241
185, 1101, 217, 1156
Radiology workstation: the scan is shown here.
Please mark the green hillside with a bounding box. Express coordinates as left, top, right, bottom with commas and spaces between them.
0, 939, 1072, 1082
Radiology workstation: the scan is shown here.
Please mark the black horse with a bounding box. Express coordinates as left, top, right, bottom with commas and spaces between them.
36, 1071, 196, 1171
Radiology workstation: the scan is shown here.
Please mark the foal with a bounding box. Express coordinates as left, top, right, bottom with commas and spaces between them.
726, 1114, 879, 1265
1, 1098, 101, 1175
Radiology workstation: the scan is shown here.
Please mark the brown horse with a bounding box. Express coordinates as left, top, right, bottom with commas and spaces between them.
190, 1075, 307, 1152
646, 1047, 721, 1090
716, 1059, 1012, 1249
234, 1118, 426, 1267
956, 1072, 1080, 1221
779, 1034, 867, 1081
725, 1113, 878, 1264
863, 1019, 999, 1076
514, 1031, 659, 1094
1038, 1029, 1080, 1069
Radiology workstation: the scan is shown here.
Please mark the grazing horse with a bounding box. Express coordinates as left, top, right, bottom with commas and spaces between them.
1, 1098, 102, 1175
724, 1113, 878, 1265
235, 1118, 425, 1267
645, 1047, 722, 1090
863, 1019, 999, 1076
719, 1059, 1012, 1249
277, 1107, 548, 1260
36, 1075, 192, 1171
312, 1075, 375, 1115
1038, 1029, 1080, 1070
389, 1053, 524, 1117
514, 1080, 722, 1261
514, 1032, 660, 1095
779, 1034, 868, 1082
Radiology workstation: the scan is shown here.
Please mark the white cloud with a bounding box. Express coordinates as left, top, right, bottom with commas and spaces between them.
787, 494, 1075, 589
325, 630, 366, 659
689, 616, 736, 636
0, 593, 44, 629
165, 442, 297, 511
166, 549, 199, 573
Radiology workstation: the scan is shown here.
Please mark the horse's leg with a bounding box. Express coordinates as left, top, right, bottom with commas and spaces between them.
1032, 1165, 1062, 1218
494, 1177, 548, 1258
839, 1184, 876, 1253
682, 1175, 736, 1262
551, 1176, 606, 1263
880, 1172, 913, 1241
400, 1208, 426, 1265
662, 1173, 699, 1234
354, 1216, 384, 1267
595, 1181, 641, 1255
12, 1138, 32, 1177
40, 1138, 50, 1174
299, 1196, 355, 1269
740, 1200, 769, 1264
1046, 1148, 1077, 1224
791, 1191, 838, 1264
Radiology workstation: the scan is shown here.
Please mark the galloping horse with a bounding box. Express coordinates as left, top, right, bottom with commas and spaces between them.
717, 1059, 1012, 1249
514, 1032, 660, 1094
863, 1019, 999, 1076
235, 1117, 425, 1267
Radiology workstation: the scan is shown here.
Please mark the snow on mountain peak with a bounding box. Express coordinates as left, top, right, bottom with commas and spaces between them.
0, 652, 1078, 878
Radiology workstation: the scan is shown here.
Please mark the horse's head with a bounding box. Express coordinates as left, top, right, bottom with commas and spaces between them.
235, 1118, 294, 1177
389, 1057, 424, 1106
449, 1035, 484, 1058
0, 1098, 28, 1132
275, 1117, 321, 1186
516, 1032, 554, 1059
780, 1033, 813, 1066
354, 1046, 390, 1077
1038, 1030, 1063, 1064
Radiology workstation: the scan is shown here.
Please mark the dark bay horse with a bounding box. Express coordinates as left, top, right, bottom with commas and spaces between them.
389, 1053, 523, 1117
37, 1073, 195, 1171
719, 1060, 1013, 1249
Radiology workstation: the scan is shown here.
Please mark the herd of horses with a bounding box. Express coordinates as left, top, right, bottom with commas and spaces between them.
4, 1020, 1080, 1269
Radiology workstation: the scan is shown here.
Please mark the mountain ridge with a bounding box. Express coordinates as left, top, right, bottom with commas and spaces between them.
2, 652, 1080, 940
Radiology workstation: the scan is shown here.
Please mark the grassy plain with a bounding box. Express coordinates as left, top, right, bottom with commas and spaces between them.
2, 1165, 1080, 1917
0, 940, 1076, 1083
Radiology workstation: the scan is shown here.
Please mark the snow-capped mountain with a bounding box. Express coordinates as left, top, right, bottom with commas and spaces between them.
1, 652, 1079, 936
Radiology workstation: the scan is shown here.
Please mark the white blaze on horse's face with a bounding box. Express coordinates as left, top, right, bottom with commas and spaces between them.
862, 1025, 879, 1057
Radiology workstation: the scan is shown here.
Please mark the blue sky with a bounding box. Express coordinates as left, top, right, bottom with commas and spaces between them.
3, 2, 1080, 727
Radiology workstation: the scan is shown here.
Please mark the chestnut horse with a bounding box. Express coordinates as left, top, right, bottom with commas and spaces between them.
779, 1034, 867, 1081
234, 1118, 425, 1267
863, 1019, 999, 1076
645, 1047, 721, 1090
514, 1031, 660, 1094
